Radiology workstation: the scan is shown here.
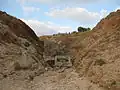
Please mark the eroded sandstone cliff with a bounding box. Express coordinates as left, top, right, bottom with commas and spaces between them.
0, 11, 45, 81
74, 10, 120, 90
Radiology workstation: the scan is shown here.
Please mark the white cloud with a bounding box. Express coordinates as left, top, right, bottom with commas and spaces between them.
16, 0, 40, 15
22, 6, 40, 14
17, 0, 100, 5
21, 19, 74, 36
46, 8, 108, 25
16, 0, 25, 5
17, 0, 120, 5
100, 9, 109, 18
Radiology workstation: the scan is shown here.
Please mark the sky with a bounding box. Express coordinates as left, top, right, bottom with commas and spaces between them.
0, 0, 120, 36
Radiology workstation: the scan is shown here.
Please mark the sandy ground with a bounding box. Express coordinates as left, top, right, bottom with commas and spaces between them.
0, 68, 105, 90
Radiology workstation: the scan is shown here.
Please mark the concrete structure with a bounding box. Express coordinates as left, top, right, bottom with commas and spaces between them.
55, 55, 72, 67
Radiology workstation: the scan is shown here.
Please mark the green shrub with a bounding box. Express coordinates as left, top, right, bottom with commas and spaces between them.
78, 26, 91, 32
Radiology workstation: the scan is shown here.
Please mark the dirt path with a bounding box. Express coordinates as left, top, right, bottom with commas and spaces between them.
0, 68, 104, 90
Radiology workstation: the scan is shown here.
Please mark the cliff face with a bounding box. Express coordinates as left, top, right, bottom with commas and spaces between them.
39, 10, 120, 90
0, 11, 44, 80
74, 10, 120, 89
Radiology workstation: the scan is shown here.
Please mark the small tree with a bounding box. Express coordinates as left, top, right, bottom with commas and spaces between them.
78, 26, 91, 32
71, 31, 77, 34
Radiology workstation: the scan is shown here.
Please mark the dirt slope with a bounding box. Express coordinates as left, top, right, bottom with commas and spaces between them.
0, 11, 45, 82
40, 10, 120, 90
73, 10, 120, 90
1, 10, 120, 90
1, 68, 105, 90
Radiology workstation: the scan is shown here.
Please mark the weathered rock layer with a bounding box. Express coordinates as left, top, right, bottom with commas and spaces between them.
74, 10, 120, 90
0, 11, 44, 80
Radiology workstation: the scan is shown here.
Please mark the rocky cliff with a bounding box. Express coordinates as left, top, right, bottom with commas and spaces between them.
0, 11, 45, 81
74, 10, 120, 90
40, 10, 120, 90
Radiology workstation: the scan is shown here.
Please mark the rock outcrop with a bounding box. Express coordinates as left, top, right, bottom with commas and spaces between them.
74, 10, 120, 90
39, 10, 120, 90
0, 11, 45, 80
40, 36, 72, 68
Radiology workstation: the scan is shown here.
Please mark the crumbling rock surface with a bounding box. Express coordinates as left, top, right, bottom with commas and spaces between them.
1, 9, 120, 90
73, 10, 120, 90
0, 11, 45, 81
40, 36, 72, 68
39, 10, 120, 90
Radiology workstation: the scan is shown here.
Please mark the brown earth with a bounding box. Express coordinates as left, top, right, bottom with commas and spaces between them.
0, 68, 105, 90
0, 11, 45, 82
73, 10, 120, 90
1, 9, 120, 90
40, 10, 120, 90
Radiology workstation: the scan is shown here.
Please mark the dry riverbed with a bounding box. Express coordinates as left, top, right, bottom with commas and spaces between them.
0, 68, 105, 90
